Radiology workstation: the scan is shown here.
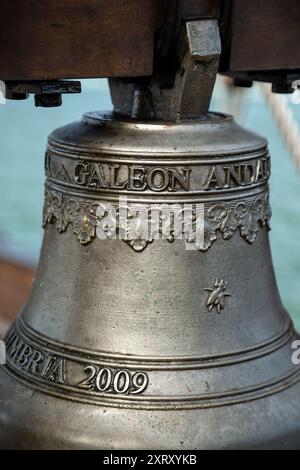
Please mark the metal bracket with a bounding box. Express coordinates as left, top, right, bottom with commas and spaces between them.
109, 19, 221, 121
5, 80, 81, 107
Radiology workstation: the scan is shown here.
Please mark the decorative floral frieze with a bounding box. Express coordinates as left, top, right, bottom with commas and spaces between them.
43, 188, 271, 252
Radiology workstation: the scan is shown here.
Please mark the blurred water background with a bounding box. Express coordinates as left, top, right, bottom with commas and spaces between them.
0, 78, 299, 330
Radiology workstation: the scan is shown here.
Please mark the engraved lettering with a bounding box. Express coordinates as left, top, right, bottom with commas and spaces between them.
131, 372, 149, 394
113, 370, 130, 394
254, 158, 270, 183
46, 358, 66, 384
8, 336, 24, 361
56, 164, 72, 183
203, 166, 223, 190
78, 365, 149, 395
25, 349, 44, 374
53, 154, 270, 193
95, 368, 112, 392
5, 331, 17, 351
6, 331, 67, 383
71, 161, 191, 192
128, 166, 147, 191
40, 355, 55, 377
147, 168, 169, 192
17, 344, 33, 367
169, 167, 191, 191
78, 365, 97, 388
223, 164, 242, 188
74, 163, 89, 185
254, 159, 262, 183
241, 163, 255, 185
110, 164, 127, 189
88, 164, 108, 188
204, 158, 270, 190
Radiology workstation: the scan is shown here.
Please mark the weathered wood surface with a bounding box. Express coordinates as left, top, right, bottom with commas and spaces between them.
228, 0, 300, 72
0, 1, 300, 82
182, 0, 220, 19
0, 0, 161, 80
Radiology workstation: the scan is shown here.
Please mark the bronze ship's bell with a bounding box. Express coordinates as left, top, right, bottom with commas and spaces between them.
1, 20, 300, 449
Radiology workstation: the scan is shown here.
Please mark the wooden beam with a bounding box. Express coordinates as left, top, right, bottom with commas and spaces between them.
229, 0, 300, 72
0, 0, 162, 80
182, 0, 220, 20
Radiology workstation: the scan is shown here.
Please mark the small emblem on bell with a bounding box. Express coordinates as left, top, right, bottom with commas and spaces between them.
205, 278, 231, 314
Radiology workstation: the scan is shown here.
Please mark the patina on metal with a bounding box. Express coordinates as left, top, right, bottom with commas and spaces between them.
0, 19, 300, 449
